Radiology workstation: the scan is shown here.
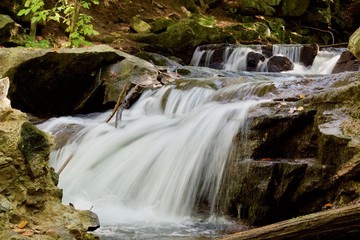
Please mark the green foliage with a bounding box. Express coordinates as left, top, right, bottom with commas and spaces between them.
17, 0, 99, 47
23, 35, 55, 48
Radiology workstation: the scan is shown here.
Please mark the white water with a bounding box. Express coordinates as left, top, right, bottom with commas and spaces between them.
272, 44, 303, 63
39, 84, 266, 238
190, 45, 343, 75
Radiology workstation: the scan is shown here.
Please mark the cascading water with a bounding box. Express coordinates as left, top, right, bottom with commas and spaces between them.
272, 44, 303, 63
39, 84, 267, 239
191, 44, 344, 74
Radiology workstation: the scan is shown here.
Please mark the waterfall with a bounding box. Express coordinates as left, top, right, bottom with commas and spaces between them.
190, 44, 344, 74
190, 47, 215, 67
272, 44, 303, 63
224, 47, 255, 71
39, 84, 266, 228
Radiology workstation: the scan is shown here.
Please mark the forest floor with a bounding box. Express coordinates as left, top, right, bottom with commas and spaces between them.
72, 0, 237, 54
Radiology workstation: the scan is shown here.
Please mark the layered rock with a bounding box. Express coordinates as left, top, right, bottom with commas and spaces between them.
0, 90, 99, 239
220, 72, 360, 226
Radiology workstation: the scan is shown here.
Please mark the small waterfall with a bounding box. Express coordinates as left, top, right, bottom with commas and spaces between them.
190, 47, 215, 67
224, 47, 255, 71
190, 44, 345, 75
39, 84, 266, 228
272, 44, 303, 63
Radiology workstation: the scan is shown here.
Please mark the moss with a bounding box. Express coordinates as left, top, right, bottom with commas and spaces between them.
18, 122, 50, 160
281, 0, 310, 16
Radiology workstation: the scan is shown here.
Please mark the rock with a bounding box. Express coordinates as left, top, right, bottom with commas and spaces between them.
151, 17, 174, 33
135, 52, 182, 66
300, 43, 319, 67
247, 52, 265, 71
225, 22, 271, 42
0, 77, 11, 110
0, 46, 124, 115
332, 51, 360, 74
0, 106, 100, 239
130, 16, 152, 34
281, 0, 310, 16
220, 72, 360, 225
267, 55, 294, 72
0, 14, 21, 46
349, 27, 360, 61
101, 52, 160, 105
223, 0, 279, 16
131, 19, 235, 64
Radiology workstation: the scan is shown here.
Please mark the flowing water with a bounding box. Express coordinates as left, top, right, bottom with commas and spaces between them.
39, 84, 267, 239
38, 45, 343, 239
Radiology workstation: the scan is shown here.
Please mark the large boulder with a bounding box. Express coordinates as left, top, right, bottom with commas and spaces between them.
349, 27, 360, 61
220, 72, 360, 226
0, 45, 161, 116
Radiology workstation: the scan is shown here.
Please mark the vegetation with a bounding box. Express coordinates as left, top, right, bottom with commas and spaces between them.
17, 0, 99, 47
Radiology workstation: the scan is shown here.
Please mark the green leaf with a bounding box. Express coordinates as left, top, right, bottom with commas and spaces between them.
24, 0, 32, 8
18, 9, 31, 16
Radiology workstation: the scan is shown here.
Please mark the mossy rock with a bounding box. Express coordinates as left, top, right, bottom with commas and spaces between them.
130, 16, 152, 34
18, 122, 51, 178
151, 17, 174, 33
225, 22, 271, 42
349, 27, 360, 61
281, 0, 310, 16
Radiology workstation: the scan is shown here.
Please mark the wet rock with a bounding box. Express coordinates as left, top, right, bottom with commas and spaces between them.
349, 27, 360, 61
300, 43, 319, 67
332, 51, 360, 74
247, 52, 265, 71
267, 55, 294, 72
220, 72, 360, 225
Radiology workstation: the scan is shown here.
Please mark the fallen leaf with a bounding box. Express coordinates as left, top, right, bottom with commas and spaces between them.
324, 203, 333, 208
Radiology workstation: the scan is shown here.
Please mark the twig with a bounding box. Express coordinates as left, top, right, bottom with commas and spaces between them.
105, 81, 132, 123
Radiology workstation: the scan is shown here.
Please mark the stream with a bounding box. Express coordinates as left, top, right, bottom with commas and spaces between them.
38, 44, 344, 239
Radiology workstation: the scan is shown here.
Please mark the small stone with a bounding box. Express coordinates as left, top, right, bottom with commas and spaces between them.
13, 228, 26, 234
17, 219, 28, 229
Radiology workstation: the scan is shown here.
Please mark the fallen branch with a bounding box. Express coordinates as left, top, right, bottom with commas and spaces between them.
105, 81, 132, 123
220, 203, 360, 240
106, 82, 140, 127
